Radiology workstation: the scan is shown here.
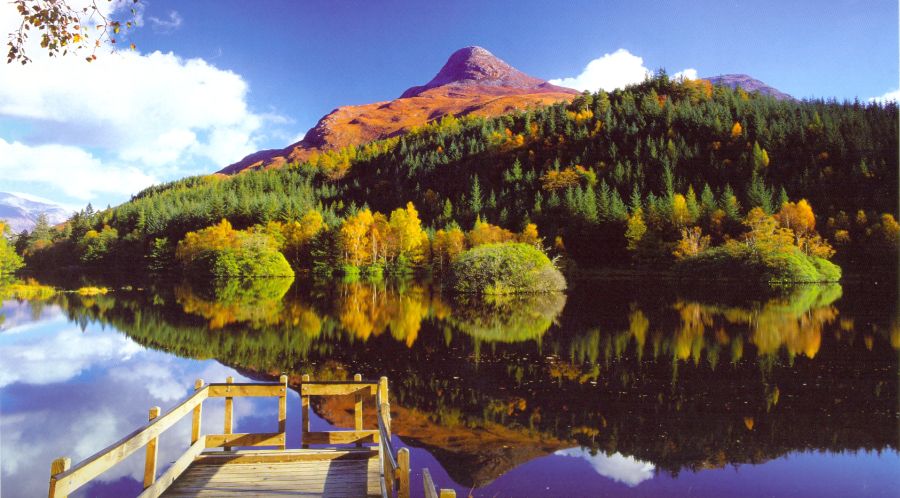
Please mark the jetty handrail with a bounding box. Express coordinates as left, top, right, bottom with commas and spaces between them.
375, 376, 409, 498
48, 375, 289, 498
423, 467, 456, 498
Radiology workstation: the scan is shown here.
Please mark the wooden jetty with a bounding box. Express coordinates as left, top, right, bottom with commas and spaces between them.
47, 375, 455, 498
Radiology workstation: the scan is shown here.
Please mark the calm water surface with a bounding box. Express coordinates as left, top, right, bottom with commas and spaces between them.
1, 278, 898, 497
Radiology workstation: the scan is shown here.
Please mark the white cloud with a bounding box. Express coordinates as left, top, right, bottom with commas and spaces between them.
555, 447, 656, 487
150, 10, 183, 32
0, 138, 155, 200
0, 2, 276, 203
673, 68, 698, 81
550, 49, 652, 92
869, 88, 899, 103
0, 321, 144, 387
550, 49, 698, 93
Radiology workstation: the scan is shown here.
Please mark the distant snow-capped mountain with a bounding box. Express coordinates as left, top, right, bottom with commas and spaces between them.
0, 192, 71, 233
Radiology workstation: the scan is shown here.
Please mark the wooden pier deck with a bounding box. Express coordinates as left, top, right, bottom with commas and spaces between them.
46, 374, 456, 498
162, 449, 381, 497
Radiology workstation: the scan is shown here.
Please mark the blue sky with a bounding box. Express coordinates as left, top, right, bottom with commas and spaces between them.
0, 0, 897, 211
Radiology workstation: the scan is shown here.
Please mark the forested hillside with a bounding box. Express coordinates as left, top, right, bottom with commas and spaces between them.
16, 75, 899, 278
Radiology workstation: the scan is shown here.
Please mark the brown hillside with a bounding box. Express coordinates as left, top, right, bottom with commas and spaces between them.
219, 47, 577, 174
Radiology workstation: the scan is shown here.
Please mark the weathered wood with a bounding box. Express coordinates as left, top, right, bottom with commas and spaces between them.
223, 376, 234, 451
301, 373, 310, 448
278, 374, 287, 450
49, 386, 208, 497
143, 406, 161, 488
48, 457, 70, 498
423, 467, 456, 498
161, 453, 382, 498
193, 448, 376, 465
397, 447, 410, 498
136, 436, 205, 498
207, 384, 287, 398
354, 373, 364, 447
205, 432, 285, 448
191, 379, 203, 445
379, 376, 391, 438
300, 383, 377, 396
302, 429, 379, 445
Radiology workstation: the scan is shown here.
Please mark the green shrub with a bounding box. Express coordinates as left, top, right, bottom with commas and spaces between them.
675, 244, 841, 284
185, 247, 294, 279
450, 242, 566, 294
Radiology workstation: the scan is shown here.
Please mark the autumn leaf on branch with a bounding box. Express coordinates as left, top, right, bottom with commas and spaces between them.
6, 0, 141, 64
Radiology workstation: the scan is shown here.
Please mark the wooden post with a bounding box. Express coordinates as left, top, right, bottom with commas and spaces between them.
278, 374, 288, 450
379, 376, 391, 438
224, 376, 234, 450
143, 406, 161, 488
191, 379, 204, 445
354, 373, 363, 447
397, 447, 410, 498
301, 373, 310, 448
48, 457, 70, 498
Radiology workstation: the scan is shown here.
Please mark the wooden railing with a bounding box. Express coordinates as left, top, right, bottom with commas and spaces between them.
423, 468, 457, 498
375, 376, 410, 498
48, 375, 288, 498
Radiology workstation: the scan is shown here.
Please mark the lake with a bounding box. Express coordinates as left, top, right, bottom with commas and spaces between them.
1, 277, 898, 497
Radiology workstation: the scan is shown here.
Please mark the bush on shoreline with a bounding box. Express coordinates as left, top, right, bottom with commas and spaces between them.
451, 242, 566, 294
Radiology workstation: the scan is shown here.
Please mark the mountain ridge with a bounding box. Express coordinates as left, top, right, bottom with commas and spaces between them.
219, 48, 794, 175
218, 46, 578, 174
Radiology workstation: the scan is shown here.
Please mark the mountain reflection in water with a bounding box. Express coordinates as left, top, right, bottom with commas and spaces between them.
5, 277, 898, 495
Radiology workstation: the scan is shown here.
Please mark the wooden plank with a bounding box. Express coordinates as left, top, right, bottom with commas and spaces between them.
301, 374, 310, 448
379, 376, 391, 438
143, 406, 161, 488
51, 387, 209, 497
303, 429, 379, 445
190, 379, 203, 445
223, 377, 233, 451
354, 373, 364, 448
205, 432, 285, 448
137, 436, 206, 498
278, 374, 287, 450
300, 383, 377, 396
207, 384, 287, 398
423, 467, 456, 498
397, 447, 410, 498
193, 448, 376, 465
48, 457, 70, 498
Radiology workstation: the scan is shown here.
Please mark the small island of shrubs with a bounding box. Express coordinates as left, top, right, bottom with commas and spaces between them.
451, 243, 566, 294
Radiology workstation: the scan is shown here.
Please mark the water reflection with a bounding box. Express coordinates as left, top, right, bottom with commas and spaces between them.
2, 278, 898, 497
554, 448, 655, 487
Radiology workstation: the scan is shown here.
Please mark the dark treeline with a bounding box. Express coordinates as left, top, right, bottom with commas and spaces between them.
14, 74, 898, 276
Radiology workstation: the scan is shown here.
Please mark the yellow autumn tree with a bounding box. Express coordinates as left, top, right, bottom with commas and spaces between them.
432, 227, 465, 272
518, 223, 541, 247
671, 193, 691, 226
467, 218, 515, 247
731, 121, 743, 139
339, 209, 374, 266
282, 210, 325, 265
388, 202, 428, 265
673, 226, 711, 260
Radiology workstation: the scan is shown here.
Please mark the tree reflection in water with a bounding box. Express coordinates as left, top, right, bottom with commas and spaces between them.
42, 279, 898, 488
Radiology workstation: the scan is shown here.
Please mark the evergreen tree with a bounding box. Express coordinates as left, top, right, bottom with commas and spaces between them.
469, 175, 483, 215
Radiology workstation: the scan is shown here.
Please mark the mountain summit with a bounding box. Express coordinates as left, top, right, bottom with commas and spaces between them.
219, 47, 577, 174
400, 46, 570, 98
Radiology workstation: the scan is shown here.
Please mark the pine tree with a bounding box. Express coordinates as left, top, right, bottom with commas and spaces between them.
629, 184, 643, 214
700, 183, 717, 216
469, 175, 483, 215
721, 184, 741, 221
686, 186, 700, 222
